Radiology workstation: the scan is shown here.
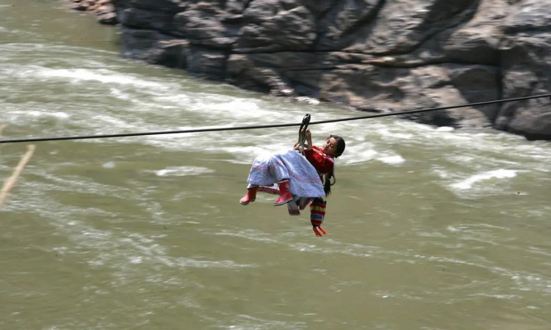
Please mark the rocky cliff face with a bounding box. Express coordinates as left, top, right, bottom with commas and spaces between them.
72, 0, 551, 140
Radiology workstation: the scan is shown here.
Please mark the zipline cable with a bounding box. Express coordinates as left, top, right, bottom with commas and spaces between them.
1, 93, 550, 144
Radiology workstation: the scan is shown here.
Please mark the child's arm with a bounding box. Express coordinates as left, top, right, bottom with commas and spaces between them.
304, 148, 334, 173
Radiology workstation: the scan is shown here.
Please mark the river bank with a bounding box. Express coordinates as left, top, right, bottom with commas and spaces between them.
66, 0, 551, 141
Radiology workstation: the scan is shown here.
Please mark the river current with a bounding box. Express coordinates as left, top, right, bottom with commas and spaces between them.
1, 1, 550, 329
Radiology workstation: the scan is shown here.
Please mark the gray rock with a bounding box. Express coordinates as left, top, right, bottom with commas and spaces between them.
187, 46, 229, 80
97, 12, 118, 25
146, 39, 190, 68
119, 7, 176, 33
173, 2, 240, 47
494, 0, 551, 139
235, 1, 317, 52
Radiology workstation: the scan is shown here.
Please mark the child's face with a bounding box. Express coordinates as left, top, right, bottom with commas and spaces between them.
322, 137, 338, 157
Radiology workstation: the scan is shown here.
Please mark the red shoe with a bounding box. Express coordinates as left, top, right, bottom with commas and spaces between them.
274, 180, 293, 206
239, 186, 258, 205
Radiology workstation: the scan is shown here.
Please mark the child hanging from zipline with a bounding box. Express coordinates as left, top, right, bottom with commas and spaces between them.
239, 128, 345, 236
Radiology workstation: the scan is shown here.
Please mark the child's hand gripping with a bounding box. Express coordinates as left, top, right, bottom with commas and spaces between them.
304, 129, 312, 149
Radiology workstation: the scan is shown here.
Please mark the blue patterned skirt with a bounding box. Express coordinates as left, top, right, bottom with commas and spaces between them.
246, 149, 325, 198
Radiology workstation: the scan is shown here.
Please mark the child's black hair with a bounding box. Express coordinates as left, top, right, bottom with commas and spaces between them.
324, 135, 345, 195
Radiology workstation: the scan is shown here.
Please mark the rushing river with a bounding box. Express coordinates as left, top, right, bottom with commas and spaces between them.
1, 1, 551, 329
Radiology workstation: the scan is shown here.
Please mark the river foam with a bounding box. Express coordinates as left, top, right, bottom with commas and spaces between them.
451, 169, 519, 190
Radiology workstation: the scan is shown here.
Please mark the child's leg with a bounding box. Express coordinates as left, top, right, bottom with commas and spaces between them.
268, 154, 290, 183
239, 185, 258, 205
274, 180, 293, 206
